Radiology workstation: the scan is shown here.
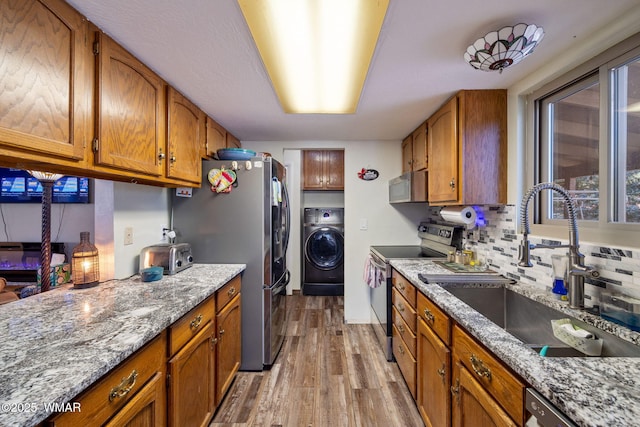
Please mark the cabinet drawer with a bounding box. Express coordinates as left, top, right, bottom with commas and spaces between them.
392, 306, 416, 357
392, 269, 416, 307
417, 292, 451, 345
393, 324, 416, 399
169, 295, 215, 356
452, 325, 525, 424
216, 275, 241, 312
392, 287, 417, 334
47, 332, 167, 427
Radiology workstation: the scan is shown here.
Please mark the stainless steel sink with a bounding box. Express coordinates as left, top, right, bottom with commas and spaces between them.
441, 285, 640, 357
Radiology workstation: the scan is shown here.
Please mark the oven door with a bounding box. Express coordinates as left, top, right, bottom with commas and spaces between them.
369, 251, 393, 361
264, 270, 289, 366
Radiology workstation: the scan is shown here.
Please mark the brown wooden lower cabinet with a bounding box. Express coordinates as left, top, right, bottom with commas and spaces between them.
168, 321, 215, 427
103, 371, 166, 427
215, 293, 242, 405
391, 268, 528, 427
46, 332, 168, 427
451, 361, 516, 427
452, 325, 525, 425
46, 275, 242, 427
417, 316, 451, 427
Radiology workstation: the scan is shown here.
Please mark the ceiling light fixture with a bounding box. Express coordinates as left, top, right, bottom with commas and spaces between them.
464, 23, 544, 73
237, 0, 389, 114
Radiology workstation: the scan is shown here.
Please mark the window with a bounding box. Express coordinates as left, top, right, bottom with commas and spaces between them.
529, 33, 640, 245
539, 74, 600, 221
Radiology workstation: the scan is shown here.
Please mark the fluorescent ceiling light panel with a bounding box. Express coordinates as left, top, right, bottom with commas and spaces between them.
238, 0, 389, 114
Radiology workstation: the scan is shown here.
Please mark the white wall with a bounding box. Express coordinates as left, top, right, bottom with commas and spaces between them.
242, 140, 431, 323
111, 182, 171, 279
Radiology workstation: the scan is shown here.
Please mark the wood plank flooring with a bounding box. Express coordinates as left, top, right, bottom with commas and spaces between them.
210, 293, 423, 427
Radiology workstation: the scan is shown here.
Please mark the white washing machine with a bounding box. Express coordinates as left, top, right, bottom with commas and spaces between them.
302, 207, 344, 296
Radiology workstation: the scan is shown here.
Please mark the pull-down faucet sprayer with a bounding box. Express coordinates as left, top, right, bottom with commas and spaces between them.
518, 182, 599, 309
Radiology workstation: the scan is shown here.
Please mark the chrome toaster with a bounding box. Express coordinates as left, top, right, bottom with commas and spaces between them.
139, 243, 193, 275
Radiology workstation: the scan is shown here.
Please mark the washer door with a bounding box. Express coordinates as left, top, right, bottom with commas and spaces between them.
304, 227, 344, 270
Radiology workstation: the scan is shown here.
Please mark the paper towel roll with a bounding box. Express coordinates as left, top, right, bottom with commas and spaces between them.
439, 206, 477, 226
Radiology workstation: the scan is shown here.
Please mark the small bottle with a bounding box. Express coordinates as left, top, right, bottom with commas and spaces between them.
552, 278, 568, 301
454, 251, 463, 264
447, 251, 455, 262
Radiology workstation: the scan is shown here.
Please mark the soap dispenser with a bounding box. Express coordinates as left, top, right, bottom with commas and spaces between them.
551, 254, 568, 300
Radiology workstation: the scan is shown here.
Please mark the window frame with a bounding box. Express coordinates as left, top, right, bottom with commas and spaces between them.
525, 32, 640, 247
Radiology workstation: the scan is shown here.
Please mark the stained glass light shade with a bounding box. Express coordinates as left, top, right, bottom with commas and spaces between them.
464, 23, 544, 72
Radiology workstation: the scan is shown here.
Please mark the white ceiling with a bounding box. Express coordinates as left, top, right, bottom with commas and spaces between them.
66, 0, 640, 142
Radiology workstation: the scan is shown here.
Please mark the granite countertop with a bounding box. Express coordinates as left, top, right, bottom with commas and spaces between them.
0, 263, 245, 427
390, 259, 640, 427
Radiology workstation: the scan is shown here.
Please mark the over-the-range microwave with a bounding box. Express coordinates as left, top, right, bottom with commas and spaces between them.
388, 170, 428, 203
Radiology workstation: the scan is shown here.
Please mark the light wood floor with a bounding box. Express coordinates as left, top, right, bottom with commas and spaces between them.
210, 293, 423, 427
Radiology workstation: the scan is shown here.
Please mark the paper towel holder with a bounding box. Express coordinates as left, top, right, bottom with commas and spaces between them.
439, 206, 478, 229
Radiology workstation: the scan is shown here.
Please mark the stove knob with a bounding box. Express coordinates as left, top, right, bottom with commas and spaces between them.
177, 260, 182, 267
187, 255, 193, 263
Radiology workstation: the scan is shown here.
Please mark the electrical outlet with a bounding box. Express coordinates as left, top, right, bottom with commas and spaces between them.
124, 227, 133, 245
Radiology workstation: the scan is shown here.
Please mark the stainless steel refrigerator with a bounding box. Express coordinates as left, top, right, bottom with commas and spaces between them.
171, 157, 290, 370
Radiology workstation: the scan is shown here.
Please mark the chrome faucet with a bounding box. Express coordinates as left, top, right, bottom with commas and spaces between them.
518, 182, 599, 309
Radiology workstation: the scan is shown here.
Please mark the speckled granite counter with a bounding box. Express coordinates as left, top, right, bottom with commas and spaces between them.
390, 259, 640, 427
0, 263, 245, 427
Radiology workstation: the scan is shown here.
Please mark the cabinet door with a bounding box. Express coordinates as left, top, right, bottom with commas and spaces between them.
428, 96, 458, 204
401, 135, 413, 173
166, 87, 205, 184
168, 322, 214, 427
0, 0, 88, 160
103, 372, 166, 427
302, 150, 324, 190
412, 122, 428, 171
215, 293, 241, 405
451, 362, 517, 427
323, 150, 344, 190
226, 132, 241, 148
417, 318, 451, 427
205, 117, 227, 158
95, 32, 166, 177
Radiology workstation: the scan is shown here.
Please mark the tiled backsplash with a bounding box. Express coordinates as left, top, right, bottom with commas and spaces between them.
426, 205, 640, 306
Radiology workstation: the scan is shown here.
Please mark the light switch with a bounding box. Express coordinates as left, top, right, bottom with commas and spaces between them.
359, 218, 368, 231
124, 227, 133, 245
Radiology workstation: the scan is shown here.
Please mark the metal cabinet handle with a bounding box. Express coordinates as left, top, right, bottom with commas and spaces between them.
450, 378, 460, 405
449, 178, 455, 189
396, 323, 405, 334
470, 354, 492, 380
423, 308, 435, 323
211, 336, 218, 348
437, 364, 446, 383
219, 329, 225, 336
190, 314, 203, 331
109, 370, 138, 402
158, 151, 166, 160
398, 303, 405, 312
398, 345, 405, 355
227, 286, 236, 297
397, 282, 405, 291
170, 153, 176, 163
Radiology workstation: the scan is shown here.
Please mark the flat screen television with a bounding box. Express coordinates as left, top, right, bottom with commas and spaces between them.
0, 168, 90, 204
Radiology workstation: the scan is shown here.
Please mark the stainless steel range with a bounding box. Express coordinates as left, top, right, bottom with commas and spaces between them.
369, 222, 463, 361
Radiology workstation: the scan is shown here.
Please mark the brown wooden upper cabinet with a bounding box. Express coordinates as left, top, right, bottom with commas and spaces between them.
412, 122, 428, 171
401, 136, 413, 173
205, 117, 227, 158
94, 31, 166, 178
427, 89, 507, 206
166, 87, 205, 184
0, 0, 90, 162
226, 132, 241, 149
302, 150, 344, 191
401, 122, 427, 173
